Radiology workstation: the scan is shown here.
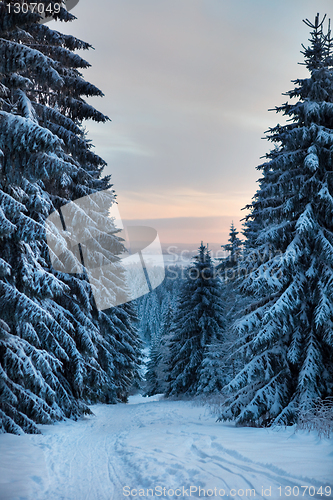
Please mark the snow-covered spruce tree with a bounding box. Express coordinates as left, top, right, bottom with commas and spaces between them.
136, 264, 179, 344
0, 1, 141, 433
202, 223, 246, 397
101, 303, 142, 402
143, 265, 182, 396
145, 294, 175, 396
166, 243, 226, 396
145, 337, 163, 397
217, 222, 243, 281
220, 14, 333, 427
196, 341, 230, 396
136, 284, 163, 343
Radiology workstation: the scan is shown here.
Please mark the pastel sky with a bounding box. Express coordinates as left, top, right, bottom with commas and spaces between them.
50, 0, 332, 249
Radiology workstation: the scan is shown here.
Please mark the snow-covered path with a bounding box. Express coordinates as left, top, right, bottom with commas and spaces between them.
1, 396, 332, 500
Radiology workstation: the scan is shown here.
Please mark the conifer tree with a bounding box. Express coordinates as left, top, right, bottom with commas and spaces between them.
222, 222, 243, 265
145, 338, 163, 397
145, 295, 174, 396
136, 284, 164, 343
196, 341, 229, 395
217, 222, 243, 283
0, 1, 141, 433
220, 14, 333, 427
166, 243, 225, 396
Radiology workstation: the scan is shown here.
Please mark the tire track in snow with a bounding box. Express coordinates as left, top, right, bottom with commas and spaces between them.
32, 411, 132, 500
11, 397, 332, 500
189, 442, 326, 499
111, 399, 333, 499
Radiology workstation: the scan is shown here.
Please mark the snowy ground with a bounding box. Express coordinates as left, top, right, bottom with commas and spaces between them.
1, 395, 332, 500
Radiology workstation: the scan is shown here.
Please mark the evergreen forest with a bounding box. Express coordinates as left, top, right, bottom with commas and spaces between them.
1, 4, 333, 435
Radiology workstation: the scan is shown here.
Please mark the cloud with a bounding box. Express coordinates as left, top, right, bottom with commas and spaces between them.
50, 0, 333, 241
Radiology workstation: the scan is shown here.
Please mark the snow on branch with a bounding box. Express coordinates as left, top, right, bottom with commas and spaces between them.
0, 38, 63, 88
0, 111, 63, 153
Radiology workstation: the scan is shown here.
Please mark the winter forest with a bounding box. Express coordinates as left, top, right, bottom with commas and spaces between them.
0, 2, 333, 499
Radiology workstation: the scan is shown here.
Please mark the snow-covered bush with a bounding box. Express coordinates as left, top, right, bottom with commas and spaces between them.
296, 397, 333, 438
192, 391, 228, 418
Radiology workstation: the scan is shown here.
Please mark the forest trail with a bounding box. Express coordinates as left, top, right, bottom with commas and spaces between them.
1, 396, 332, 500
